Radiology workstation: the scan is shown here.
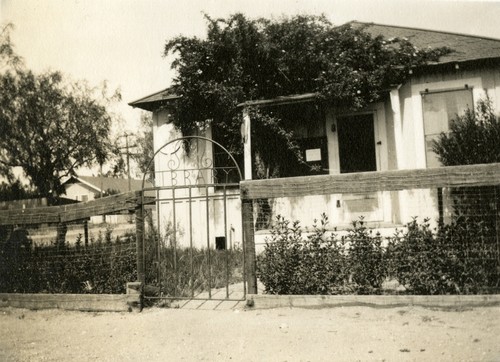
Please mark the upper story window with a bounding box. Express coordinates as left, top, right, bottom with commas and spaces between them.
422, 88, 473, 168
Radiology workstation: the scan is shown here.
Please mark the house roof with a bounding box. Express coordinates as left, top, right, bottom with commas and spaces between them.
131, 21, 500, 112
352, 21, 500, 65
64, 176, 150, 194
128, 88, 180, 112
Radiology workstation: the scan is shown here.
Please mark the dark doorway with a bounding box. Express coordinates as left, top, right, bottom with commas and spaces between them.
337, 114, 377, 173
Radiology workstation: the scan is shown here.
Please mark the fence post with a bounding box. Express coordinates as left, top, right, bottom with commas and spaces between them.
83, 220, 89, 247
496, 186, 500, 268
242, 199, 257, 294
55, 222, 67, 249
135, 203, 145, 301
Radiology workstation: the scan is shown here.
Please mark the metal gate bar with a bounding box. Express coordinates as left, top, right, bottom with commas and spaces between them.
140, 136, 247, 304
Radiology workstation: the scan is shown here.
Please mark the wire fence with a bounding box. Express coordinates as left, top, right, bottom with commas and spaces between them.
0, 192, 139, 294
0, 219, 137, 294
1, 164, 500, 297
242, 163, 500, 295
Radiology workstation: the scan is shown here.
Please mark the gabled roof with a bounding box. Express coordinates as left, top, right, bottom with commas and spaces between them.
352, 21, 500, 65
131, 21, 500, 112
63, 176, 150, 194
128, 88, 180, 112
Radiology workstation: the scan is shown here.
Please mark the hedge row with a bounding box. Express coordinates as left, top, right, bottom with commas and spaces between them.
257, 214, 499, 295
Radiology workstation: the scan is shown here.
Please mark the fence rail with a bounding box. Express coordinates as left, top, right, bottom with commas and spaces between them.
241, 163, 500, 296
240, 163, 500, 199
0, 191, 146, 226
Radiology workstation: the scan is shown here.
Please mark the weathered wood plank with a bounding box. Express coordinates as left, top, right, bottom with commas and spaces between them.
0, 191, 144, 226
59, 191, 141, 222
240, 163, 500, 200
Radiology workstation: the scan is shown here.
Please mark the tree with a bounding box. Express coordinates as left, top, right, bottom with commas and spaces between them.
0, 180, 36, 202
164, 14, 450, 177
0, 25, 120, 200
0, 23, 22, 71
133, 112, 154, 177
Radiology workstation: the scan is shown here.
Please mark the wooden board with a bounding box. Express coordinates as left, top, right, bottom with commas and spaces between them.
241, 163, 500, 200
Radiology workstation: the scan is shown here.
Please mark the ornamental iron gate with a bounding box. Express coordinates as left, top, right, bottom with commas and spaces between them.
138, 136, 246, 304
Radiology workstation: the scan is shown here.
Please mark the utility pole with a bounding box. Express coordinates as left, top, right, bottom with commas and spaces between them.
118, 133, 138, 191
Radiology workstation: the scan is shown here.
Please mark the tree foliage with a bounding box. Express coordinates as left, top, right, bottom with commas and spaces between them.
432, 97, 500, 243
0, 180, 37, 201
0, 23, 22, 71
0, 23, 120, 200
164, 14, 450, 171
432, 98, 500, 165
133, 112, 154, 176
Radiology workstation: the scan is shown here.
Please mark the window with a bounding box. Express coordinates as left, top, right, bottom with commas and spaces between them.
271, 103, 328, 177
422, 88, 473, 168
81, 195, 88, 202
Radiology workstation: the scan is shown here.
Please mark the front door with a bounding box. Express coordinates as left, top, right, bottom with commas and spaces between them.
336, 114, 382, 222
337, 114, 377, 173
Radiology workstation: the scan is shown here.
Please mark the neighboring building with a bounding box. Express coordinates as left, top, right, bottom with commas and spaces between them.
129, 22, 500, 247
63, 176, 147, 223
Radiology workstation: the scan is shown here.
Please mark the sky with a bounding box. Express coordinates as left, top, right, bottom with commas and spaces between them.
2, 0, 500, 134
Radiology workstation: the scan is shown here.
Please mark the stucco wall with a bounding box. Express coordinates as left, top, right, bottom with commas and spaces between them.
395, 65, 500, 227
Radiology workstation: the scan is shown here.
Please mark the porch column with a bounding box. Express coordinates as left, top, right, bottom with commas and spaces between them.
389, 87, 404, 169
242, 108, 252, 180
390, 87, 406, 224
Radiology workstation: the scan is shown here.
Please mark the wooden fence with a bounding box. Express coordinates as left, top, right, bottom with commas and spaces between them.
1, 163, 499, 297
0, 191, 143, 226
240, 163, 500, 199
240, 163, 500, 294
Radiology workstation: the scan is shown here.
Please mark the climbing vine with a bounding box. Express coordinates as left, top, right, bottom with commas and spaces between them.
164, 14, 450, 175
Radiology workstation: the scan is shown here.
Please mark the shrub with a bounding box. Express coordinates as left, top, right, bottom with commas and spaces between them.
0, 230, 137, 294
257, 214, 386, 295
258, 214, 499, 295
432, 97, 500, 285
387, 218, 499, 294
342, 219, 386, 294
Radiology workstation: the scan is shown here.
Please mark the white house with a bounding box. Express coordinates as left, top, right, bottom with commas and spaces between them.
129, 22, 500, 247
63, 175, 147, 224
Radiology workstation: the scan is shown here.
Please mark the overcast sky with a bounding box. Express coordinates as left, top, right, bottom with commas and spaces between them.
2, 0, 500, 132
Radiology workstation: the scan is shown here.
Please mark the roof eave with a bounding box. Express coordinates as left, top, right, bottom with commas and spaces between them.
237, 92, 319, 108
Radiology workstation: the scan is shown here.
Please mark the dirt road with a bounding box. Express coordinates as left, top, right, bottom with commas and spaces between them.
0, 304, 499, 361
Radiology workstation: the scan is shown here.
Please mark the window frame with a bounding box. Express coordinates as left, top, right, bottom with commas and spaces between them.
420, 86, 474, 168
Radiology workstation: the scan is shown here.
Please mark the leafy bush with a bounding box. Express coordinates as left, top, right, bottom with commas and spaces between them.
431, 97, 500, 287
0, 230, 137, 294
257, 214, 386, 295
258, 214, 499, 295
342, 219, 386, 294
388, 218, 499, 294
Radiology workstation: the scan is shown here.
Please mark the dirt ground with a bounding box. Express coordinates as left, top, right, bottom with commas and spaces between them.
0, 304, 499, 362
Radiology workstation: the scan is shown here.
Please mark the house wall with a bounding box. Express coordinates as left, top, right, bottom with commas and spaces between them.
64, 183, 96, 202
151, 64, 500, 246
64, 183, 130, 225
287, 102, 388, 226
152, 108, 243, 249
394, 65, 500, 227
